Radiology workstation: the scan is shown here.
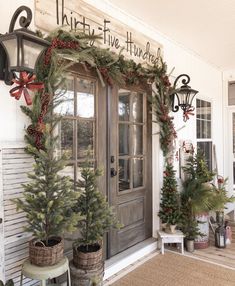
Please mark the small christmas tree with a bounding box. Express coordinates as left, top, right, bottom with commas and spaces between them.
158, 163, 181, 225
74, 160, 120, 252
14, 125, 81, 246
182, 149, 215, 183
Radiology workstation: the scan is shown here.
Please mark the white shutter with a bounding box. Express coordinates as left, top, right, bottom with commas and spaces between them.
1, 147, 37, 286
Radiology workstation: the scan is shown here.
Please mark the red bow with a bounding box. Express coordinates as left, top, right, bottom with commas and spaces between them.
183, 107, 195, 122
9, 72, 44, 105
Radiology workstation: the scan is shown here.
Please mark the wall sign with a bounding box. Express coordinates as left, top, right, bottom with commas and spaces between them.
35, 0, 162, 65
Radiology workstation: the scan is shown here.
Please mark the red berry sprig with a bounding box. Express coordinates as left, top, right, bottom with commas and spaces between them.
44, 38, 80, 65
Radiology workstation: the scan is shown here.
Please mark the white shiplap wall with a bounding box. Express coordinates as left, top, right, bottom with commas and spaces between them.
1, 147, 36, 286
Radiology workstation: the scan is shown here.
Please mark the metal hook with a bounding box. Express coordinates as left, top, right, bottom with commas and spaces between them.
9, 5, 32, 33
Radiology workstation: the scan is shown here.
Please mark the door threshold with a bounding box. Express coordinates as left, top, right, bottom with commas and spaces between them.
104, 237, 158, 280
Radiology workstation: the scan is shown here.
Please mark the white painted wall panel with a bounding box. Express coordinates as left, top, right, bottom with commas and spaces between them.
0, 0, 34, 145
0, 147, 34, 285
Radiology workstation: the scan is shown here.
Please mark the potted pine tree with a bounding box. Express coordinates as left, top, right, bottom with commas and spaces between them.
180, 216, 202, 252
72, 160, 120, 272
211, 176, 235, 224
181, 150, 217, 249
14, 113, 81, 266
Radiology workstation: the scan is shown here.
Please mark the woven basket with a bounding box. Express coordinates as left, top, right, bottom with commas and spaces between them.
29, 236, 64, 266
73, 243, 103, 270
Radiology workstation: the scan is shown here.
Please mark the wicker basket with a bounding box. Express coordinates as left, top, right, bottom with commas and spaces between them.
29, 236, 64, 266
73, 243, 103, 270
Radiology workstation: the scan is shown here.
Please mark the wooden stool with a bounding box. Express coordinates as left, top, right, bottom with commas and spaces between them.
157, 230, 185, 255
20, 257, 71, 286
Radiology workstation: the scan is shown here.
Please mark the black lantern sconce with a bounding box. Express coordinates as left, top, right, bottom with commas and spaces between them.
171, 74, 198, 121
215, 225, 226, 249
0, 6, 49, 85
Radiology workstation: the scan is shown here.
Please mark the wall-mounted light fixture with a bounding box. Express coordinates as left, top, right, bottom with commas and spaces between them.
171, 74, 198, 121
0, 6, 49, 85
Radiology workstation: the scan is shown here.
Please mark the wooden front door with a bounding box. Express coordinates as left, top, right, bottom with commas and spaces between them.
107, 86, 152, 257
57, 69, 152, 258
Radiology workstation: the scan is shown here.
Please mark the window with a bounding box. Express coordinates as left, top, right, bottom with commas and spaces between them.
55, 75, 96, 181
228, 81, 235, 105
232, 113, 235, 185
196, 99, 212, 170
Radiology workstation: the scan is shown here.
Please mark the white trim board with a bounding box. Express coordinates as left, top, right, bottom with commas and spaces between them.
104, 238, 158, 280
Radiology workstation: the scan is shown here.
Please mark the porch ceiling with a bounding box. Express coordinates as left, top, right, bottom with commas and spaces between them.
107, 0, 235, 71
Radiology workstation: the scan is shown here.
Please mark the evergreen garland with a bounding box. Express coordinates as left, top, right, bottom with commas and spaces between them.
24, 29, 175, 154
18, 28, 180, 237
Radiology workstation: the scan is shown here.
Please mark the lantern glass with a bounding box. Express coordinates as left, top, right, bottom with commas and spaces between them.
22, 39, 45, 70
1, 38, 18, 68
177, 89, 188, 106
188, 90, 198, 106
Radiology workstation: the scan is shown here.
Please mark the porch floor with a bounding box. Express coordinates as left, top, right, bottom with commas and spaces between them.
105, 240, 235, 285
186, 240, 235, 269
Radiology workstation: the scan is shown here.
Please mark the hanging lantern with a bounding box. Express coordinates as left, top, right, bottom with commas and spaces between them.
215, 225, 226, 248
0, 6, 49, 85
171, 74, 198, 122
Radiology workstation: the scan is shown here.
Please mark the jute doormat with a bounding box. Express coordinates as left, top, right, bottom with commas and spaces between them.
111, 252, 235, 286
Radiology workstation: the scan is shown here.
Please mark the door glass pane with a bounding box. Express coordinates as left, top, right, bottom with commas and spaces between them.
233, 113, 235, 185
119, 159, 130, 191
77, 161, 94, 181
55, 78, 74, 116
133, 125, 143, 155
133, 92, 143, 123
77, 120, 94, 159
119, 90, 130, 121
233, 162, 235, 185
233, 113, 235, 153
58, 164, 74, 180
60, 119, 74, 159
77, 79, 95, 118
133, 158, 144, 188
119, 124, 129, 155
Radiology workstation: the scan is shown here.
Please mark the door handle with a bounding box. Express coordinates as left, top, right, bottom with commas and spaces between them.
111, 168, 117, 177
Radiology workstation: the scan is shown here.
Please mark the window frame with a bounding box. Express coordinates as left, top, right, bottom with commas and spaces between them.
196, 98, 213, 171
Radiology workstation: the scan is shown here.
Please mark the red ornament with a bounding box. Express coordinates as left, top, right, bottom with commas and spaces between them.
9, 72, 44, 105
217, 176, 224, 185
163, 171, 170, 177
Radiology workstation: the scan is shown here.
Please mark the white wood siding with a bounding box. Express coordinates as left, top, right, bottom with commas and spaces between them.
1, 147, 36, 286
